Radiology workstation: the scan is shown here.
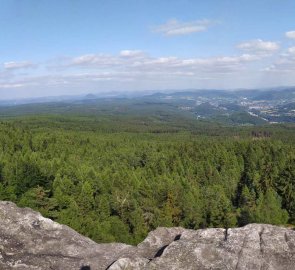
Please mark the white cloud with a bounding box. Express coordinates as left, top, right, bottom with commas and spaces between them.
0, 50, 259, 95
128, 53, 259, 75
64, 51, 260, 76
264, 46, 295, 73
71, 54, 97, 65
264, 60, 295, 73
237, 39, 279, 55
287, 47, 295, 55
70, 54, 120, 67
152, 19, 213, 36
0, 49, 282, 95
119, 50, 145, 58
286, 31, 295, 40
4, 61, 35, 70
1, 51, 260, 93
0, 83, 26, 88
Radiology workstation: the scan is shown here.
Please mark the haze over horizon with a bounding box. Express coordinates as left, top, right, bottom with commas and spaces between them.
1, 0, 295, 99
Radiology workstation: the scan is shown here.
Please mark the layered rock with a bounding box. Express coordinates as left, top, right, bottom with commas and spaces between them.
1, 201, 295, 270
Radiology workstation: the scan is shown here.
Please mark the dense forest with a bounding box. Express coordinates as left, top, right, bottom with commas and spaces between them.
0, 115, 295, 245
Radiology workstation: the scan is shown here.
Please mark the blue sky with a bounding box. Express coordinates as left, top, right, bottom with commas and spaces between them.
1, 0, 295, 99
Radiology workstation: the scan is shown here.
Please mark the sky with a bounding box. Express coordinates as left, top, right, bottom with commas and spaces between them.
1, 0, 295, 99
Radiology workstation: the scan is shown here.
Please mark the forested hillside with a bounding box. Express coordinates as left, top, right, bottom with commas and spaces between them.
0, 116, 295, 244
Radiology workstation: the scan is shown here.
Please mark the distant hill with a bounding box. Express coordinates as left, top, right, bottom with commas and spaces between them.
0, 87, 295, 125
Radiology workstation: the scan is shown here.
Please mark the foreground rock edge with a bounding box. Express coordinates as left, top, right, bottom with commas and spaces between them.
1, 201, 295, 270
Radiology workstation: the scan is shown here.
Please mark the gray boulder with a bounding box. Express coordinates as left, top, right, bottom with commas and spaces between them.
0, 201, 135, 270
144, 224, 295, 270
1, 201, 295, 270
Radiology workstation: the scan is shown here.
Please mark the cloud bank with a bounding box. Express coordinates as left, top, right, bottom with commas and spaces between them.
1, 28, 295, 98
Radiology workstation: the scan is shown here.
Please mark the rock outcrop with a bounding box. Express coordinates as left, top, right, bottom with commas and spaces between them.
1, 201, 295, 270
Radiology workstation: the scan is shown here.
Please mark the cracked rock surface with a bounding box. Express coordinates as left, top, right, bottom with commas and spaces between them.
1, 201, 295, 269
